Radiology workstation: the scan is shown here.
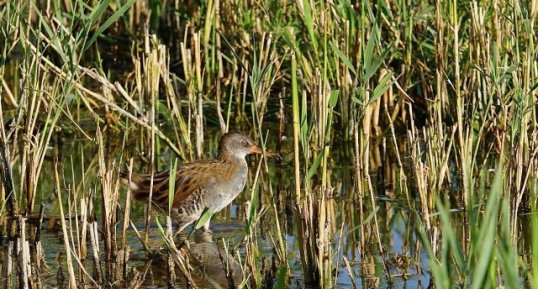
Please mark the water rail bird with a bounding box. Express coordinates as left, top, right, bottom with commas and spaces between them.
120, 131, 278, 232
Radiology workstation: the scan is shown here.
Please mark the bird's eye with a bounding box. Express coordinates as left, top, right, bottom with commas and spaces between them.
241, 140, 248, 146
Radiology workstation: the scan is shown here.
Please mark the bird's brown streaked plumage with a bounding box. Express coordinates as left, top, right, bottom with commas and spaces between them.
121, 159, 241, 208
120, 131, 279, 232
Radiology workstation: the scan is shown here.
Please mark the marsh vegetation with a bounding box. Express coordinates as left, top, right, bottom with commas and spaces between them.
1, 0, 537, 288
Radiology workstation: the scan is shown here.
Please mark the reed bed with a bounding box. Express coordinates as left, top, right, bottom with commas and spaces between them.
1, 0, 537, 288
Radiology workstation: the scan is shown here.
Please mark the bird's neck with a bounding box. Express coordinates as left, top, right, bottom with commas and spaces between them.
217, 151, 246, 165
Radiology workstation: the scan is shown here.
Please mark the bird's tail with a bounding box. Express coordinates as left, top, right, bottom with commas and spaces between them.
119, 170, 172, 207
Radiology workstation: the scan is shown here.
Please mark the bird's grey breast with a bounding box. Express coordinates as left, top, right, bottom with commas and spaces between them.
210, 161, 248, 211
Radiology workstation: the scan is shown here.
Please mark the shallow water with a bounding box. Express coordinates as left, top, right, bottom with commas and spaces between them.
9, 119, 534, 288
0, 128, 432, 288
36, 209, 432, 288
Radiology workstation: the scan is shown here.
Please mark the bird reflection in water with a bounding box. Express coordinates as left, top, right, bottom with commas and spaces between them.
137, 231, 243, 288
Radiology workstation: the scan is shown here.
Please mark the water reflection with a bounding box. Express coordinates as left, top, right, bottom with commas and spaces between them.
137, 230, 243, 288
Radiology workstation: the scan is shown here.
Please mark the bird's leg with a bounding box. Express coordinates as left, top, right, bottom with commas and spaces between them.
178, 222, 190, 233
202, 215, 213, 233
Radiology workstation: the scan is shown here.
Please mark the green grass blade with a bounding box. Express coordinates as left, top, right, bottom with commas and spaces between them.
330, 41, 356, 75
193, 207, 213, 230
300, 0, 318, 51
86, 0, 136, 49
274, 265, 288, 289
168, 159, 178, 213
370, 71, 393, 104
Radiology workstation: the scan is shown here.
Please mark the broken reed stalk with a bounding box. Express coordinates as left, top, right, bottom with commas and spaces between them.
79, 191, 89, 264
31, 204, 45, 285
88, 197, 102, 283
18, 216, 29, 289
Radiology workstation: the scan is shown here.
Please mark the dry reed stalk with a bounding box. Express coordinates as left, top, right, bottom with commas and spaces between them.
318, 192, 334, 287
21, 35, 182, 156
128, 218, 150, 251
18, 69, 48, 214
17, 216, 29, 289
244, 233, 261, 288
363, 141, 390, 281
241, 157, 266, 288
408, 128, 431, 231
180, 29, 195, 154
215, 18, 227, 133
97, 126, 119, 265
32, 204, 45, 286
155, 220, 199, 288
0, 79, 17, 108
353, 123, 366, 254
219, 238, 238, 288
513, 140, 538, 234
79, 197, 88, 262
291, 52, 301, 203
121, 158, 133, 279
65, 217, 101, 285
240, 67, 249, 120
65, 183, 84, 285
343, 256, 358, 289
295, 191, 335, 287
191, 30, 205, 158
88, 209, 102, 283
166, 216, 176, 288
0, 136, 15, 221
140, 41, 159, 245
6, 241, 14, 289
158, 53, 190, 159
196, 94, 204, 158
271, 203, 287, 264
0, 125, 9, 289
332, 218, 346, 288
54, 161, 77, 289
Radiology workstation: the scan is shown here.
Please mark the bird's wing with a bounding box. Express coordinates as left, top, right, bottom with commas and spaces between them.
120, 169, 171, 207
120, 160, 236, 209
170, 160, 227, 207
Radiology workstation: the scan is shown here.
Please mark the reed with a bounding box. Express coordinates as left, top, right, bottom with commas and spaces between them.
1, 0, 538, 287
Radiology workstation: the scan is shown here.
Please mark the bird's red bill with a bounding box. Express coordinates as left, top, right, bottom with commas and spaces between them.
250, 146, 263, 154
